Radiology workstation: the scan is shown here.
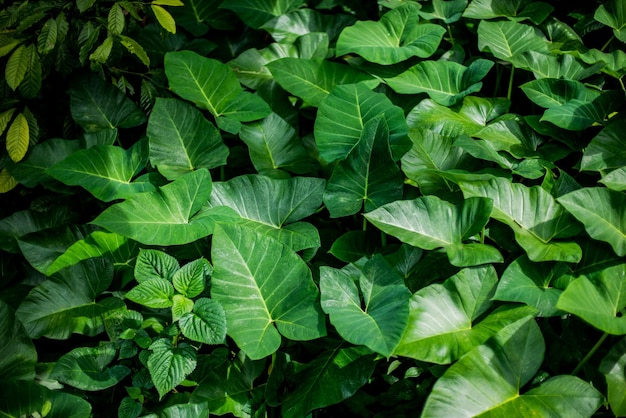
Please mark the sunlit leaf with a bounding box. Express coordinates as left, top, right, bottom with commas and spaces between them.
6, 112, 29, 162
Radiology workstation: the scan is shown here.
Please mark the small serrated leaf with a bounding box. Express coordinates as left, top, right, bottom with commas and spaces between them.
179, 298, 227, 345
134, 249, 180, 283
126, 279, 175, 308
151, 5, 176, 34
37, 18, 58, 54
172, 294, 194, 322
108, 3, 125, 35
148, 339, 197, 399
172, 259, 207, 298
6, 112, 29, 162
5, 44, 28, 90
119, 35, 150, 66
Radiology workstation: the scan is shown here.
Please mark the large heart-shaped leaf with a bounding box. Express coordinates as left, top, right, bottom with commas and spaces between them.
365, 195, 502, 267
147, 98, 228, 180
211, 224, 326, 360
477, 20, 549, 65
48, 141, 154, 201
320, 255, 411, 357
0, 299, 36, 380
419, 0, 468, 24
557, 263, 626, 335
460, 177, 582, 262
422, 317, 603, 416
0, 380, 91, 418
594, 0, 626, 42
219, 0, 304, 28
336, 3, 445, 64
262, 8, 355, 43
324, 116, 403, 217
558, 187, 626, 256
395, 266, 535, 363
314, 83, 410, 162
93, 169, 222, 246
385, 59, 494, 106
15, 258, 125, 339
541, 90, 622, 131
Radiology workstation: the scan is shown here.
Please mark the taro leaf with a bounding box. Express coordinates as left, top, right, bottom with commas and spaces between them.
0, 208, 72, 254
220, 0, 305, 29
460, 177, 582, 262
418, 0, 468, 24
281, 346, 376, 418
328, 230, 380, 263
395, 266, 536, 364
70, 73, 146, 133
148, 338, 197, 399
266, 58, 378, 107
0, 380, 91, 418
493, 255, 568, 317
211, 224, 326, 360
51, 343, 131, 390
16, 258, 125, 339
582, 119, 626, 171
93, 169, 222, 246
262, 8, 355, 43
472, 116, 543, 159
47, 231, 137, 276
48, 141, 154, 202
179, 298, 227, 344
601, 168, 626, 191
324, 116, 403, 217
600, 337, 626, 416
320, 255, 411, 357
207, 174, 324, 252
521, 79, 600, 109
542, 90, 623, 131
422, 317, 603, 417
463, 0, 523, 19
406, 96, 510, 136
477, 20, 548, 66
336, 3, 445, 64
594, 0, 626, 43
238, 112, 318, 177
364, 195, 502, 267
518, 51, 604, 80
557, 264, 626, 335
385, 59, 494, 106
314, 83, 409, 162
579, 48, 626, 79
135, 248, 180, 283
0, 299, 36, 380
558, 187, 626, 256
147, 98, 228, 180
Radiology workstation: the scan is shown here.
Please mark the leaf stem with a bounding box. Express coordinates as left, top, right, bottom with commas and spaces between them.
601, 35, 614, 52
447, 24, 454, 46
572, 332, 608, 376
362, 215, 367, 232
507, 65, 515, 101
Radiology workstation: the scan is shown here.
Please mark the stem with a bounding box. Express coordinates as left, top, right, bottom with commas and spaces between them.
507, 65, 515, 101
601, 35, 614, 52
362, 215, 367, 232
447, 24, 454, 46
572, 332, 608, 376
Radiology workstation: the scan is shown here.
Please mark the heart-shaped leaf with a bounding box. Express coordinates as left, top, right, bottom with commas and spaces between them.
126, 278, 174, 308
179, 298, 227, 344
219, 0, 304, 28
148, 338, 197, 399
477, 20, 549, 65
594, 0, 626, 42
582, 119, 626, 171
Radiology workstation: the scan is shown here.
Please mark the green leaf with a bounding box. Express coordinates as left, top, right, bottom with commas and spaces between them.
314, 83, 410, 162
385, 59, 494, 106
365, 195, 502, 267
152, 5, 177, 33
70, 74, 146, 133
281, 346, 375, 418
518, 51, 603, 80
320, 255, 410, 357
558, 187, 626, 256
601, 167, 626, 191
460, 177, 582, 262
419, 0, 468, 23
328, 230, 380, 263
463, 0, 523, 19
51, 343, 131, 390
557, 264, 626, 335
5, 44, 27, 90
6, 112, 29, 163
48, 142, 154, 201
0, 299, 36, 380
582, 120, 626, 171
108, 3, 125, 35
160, 402, 210, 418
0, 380, 91, 418
89, 36, 113, 64
211, 224, 326, 360
422, 317, 602, 416
521, 78, 599, 109
173, 259, 208, 297
262, 8, 355, 43
541, 90, 622, 131
37, 18, 58, 54
477, 20, 549, 65
266, 58, 378, 107
595, 0, 626, 42
179, 298, 227, 344
220, 0, 305, 28
600, 338, 626, 416
93, 169, 220, 246
0, 208, 75, 254
126, 278, 175, 308
135, 249, 180, 283
147, 98, 228, 180
336, 3, 445, 64
148, 338, 197, 399
395, 266, 535, 363
119, 35, 150, 66
16, 258, 125, 339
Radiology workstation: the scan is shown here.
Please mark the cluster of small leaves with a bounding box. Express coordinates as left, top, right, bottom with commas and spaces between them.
2, 0, 626, 417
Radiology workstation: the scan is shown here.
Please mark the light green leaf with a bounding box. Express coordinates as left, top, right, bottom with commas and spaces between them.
0, 299, 36, 380
518, 51, 603, 80
601, 167, 626, 191
463, 0, 523, 19
336, 3, 445, 64
172, 259, 208, 298
148, 339, 197, 398
152, 4, 176, 34
314, 83, 410, 162
134, 249, 180, 283
600, 338, 626, 416
172, 295, 194, 322
5, 44, 27, 90
126, 278, 174, 308
51, 343, 131, 390
89, 36, 113, 64
119, 35, 150, 66
16, 258, 125, 339
108, 3, 125, 35
558, 187, 626, 256
477, 20, 549, 65
179, 298, 227, 344
557, 264, 626, 335
385, 59, 494, 106
211, 224, 326, 360
0, 380, 91, 418
6, 112, 29, 163
93, 169, 221, 246
320, 255, 410, 357
595, 0, 626, 42
220, 0, 305, 28
148, 98, 228, 180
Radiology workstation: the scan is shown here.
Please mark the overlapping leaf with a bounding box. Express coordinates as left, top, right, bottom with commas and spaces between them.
0, 299, 36, 380
220, 0, 304, 28
477, 20, 549, 66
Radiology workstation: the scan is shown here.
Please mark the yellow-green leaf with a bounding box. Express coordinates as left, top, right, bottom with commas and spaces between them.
108, 3, 125, 35
37, 18, 58, 54
0, 108, 16, 136
90, 36, 114, 64
119, 35, 150, 67
5, 44, 28, 90
151, 5, 176, 34
0, 34, 20, 58
152, 0, 184, 6
6, 113, 29, 163
0, 168, 18, 193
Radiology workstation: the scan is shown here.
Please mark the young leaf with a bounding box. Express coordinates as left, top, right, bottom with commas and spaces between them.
211, 224, 326, 360
151, 4, 176, 34
134, 249, 180, 283
179, 298, 227, 344
148, 338, 197, 399
5, 44, 27, 90
336, 3, 445, 64
126, 278, 175, 308
324, 116, 403, 217
6, 112, 29, 162
89, 36, 113, 64
320, 255, 411, 357
0, 299, 37, 380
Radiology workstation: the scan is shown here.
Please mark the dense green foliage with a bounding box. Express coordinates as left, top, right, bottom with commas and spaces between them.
1, 0, 626, 416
